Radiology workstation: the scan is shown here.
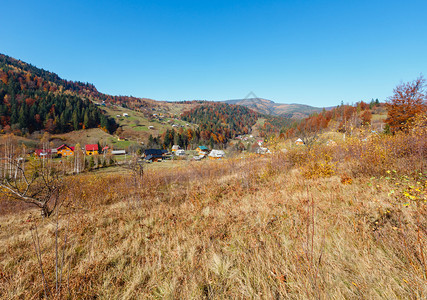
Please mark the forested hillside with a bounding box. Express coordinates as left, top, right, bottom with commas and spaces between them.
255, 99, 385, 139
144, 103, 260, 149
181, 103, 259, 142
0, 54, 117, 134
0, 54, 158, 110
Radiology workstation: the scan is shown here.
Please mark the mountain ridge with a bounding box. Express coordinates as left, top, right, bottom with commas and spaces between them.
1, 52, 324, 128
222, 97, 323, 118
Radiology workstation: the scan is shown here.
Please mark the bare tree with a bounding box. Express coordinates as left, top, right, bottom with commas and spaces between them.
296, 119, 321, 148
0, 137, 63, 217
122, 152, 144, 189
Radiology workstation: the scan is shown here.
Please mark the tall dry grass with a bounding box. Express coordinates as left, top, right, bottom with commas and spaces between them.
0, 123, 426, 299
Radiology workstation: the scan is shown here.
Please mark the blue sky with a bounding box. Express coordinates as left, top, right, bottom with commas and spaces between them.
1, 0, 426, 107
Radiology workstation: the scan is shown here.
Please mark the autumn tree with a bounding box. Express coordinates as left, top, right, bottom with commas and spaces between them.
73, 143, 84, 174
122, 153, 144, 189
385, 76, 427, 133
296, 117, 321, 147
0, 53, 118, 134
181, 103, 258, 145
0, 136, 63, 217
360, 110, 372, 125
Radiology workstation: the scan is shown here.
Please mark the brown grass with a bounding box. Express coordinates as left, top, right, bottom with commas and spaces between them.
0, 128, 426, 299
51, 128, 114, 146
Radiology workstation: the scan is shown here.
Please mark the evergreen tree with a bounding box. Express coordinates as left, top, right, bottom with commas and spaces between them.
83, 110, 89, 128
72, 110, 79, 131
18, 105, 26, 129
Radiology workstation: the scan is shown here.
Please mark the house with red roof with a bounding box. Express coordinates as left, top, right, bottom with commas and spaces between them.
34, 149, 52, 157
57, 144, 75, 157
85, 144, 99, 155
102, 146, 110, 154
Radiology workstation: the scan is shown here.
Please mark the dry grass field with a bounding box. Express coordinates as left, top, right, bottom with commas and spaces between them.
51, 128, 116, 147
0, 119, 426, 299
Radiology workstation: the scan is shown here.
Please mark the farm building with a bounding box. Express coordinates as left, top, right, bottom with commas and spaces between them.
85, 144, 99, 155
57, 144, 75, 157
111, 150, 126, 155
208, 150, 225, 160
171, 145, 181, 152
34, 149, 53, 157
102, 146, 110, 154
295, 138, 304, 145
102, 146, 125, 155
143, 149, 167, 162
175, 149, 185, 156
196, 146, 209, 154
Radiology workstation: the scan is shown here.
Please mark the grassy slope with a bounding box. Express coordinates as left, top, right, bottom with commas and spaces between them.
47, 107, 387, 150
52, 128, 114, 146
51, 127, 140, 150
101, 105, 197, 142
0, 144, 425, 298
49, 103, 199, 149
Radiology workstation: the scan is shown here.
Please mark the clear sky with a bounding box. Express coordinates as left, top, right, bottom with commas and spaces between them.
1, 0, 426, 107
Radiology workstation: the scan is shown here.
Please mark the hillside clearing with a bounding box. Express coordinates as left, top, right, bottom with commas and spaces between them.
1, 125, 425, 299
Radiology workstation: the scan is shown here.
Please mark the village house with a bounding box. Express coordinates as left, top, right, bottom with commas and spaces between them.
102, 146, 126, 155
102, 146, 111, 154
295, 138, 304, 145
208, 149, 225, 160
111, 150, 126, 155
175, 149, 186, 156
56, 144, 75, 157
143, 149, 167, 162
171, 145, 181, 152
85, 144, 99, 155
196, 146, 209, 155
34, 149, 52, 158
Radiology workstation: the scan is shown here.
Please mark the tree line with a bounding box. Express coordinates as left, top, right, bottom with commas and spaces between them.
0, 53, 159, 113
256, 98, 383, 140
181, 103, 258, 143
144, 103, 259, 149
0, 54, 117, 134
260, 74, 426, 141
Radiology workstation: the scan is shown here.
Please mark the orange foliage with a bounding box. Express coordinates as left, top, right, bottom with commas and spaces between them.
25, 97, 36, 106
0, 70, 7, 84
360, 110, 372, 125
385, 76, 427, 133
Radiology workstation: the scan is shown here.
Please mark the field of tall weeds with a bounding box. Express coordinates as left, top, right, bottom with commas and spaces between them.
0, 121, 426, 299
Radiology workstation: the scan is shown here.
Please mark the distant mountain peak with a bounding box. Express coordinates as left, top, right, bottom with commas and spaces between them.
223, 97, 322, 118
